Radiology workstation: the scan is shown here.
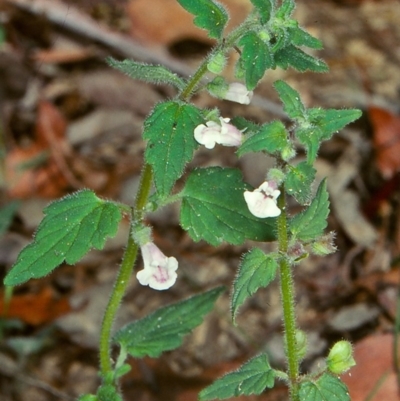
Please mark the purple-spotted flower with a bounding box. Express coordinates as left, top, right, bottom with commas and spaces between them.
223, 83, 253, 105
244, 181, 281, 218
136, 242, 178, 290
194, 117, 243, 149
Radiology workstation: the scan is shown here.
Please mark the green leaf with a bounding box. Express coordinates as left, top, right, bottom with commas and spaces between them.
289, 179, 329, 242
106, 58, 186, 91
199, 354, 275, 400
114, 287, 224, 358
176, 0, 228, 39
231, 249, 278, 323
274, 80, 306, 120
275, 45, 328, 73
299, 373, 350, 401
180, 167, 276, 246
288, 26, 323, 49
309, 108, 362, 140
275, 0, 295, 19
4, 190, 122, 286
230, 116, 259, 135
0, 201, 20, 236
144, 101, 204, 196
237, 120, 289, 157
285, 161, 316, 205
250, 0, 274, 24
238, 32, 274, 90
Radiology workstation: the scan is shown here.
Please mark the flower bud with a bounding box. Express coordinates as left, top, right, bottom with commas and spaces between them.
311, 232, 337, 256
281, 145, 296, 162
207, 52, 227, 74
223, 83, 253, 105
327, 340, 356, 374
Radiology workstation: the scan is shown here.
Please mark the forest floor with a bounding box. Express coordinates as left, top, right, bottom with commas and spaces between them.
0, 0, 400, 400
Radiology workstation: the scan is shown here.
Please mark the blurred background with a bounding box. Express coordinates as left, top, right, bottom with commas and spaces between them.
0, 0, 399, 400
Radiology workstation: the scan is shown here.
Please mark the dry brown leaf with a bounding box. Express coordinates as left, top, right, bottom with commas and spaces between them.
369, 106, 400, 179
342, 333, 399, 401
126, 0, 250, 47
5, 101, 74, 198
0, 287, 71, 326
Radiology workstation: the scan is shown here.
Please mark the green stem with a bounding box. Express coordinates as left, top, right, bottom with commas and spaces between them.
179, 19, 258, 102
277, 186, 300, 400
99, 164, 153, 377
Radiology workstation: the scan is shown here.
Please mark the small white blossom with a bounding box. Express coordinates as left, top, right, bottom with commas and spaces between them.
223, 83, 253, 105
194, 117, 243, 149
244, 181, 281, 218
136, 242, 178, 290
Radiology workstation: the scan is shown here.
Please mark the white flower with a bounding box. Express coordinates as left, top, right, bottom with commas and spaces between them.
136, 242, 178, 290
194, 117, 243, 149
244, 181, 281, 218
223, 83, 253, 105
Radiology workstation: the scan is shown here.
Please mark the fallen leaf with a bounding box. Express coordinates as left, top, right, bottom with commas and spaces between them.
369, 106, 400, 179
0, 287, 71, 326
126, 0, 250, 47
342, 334, 399, 401
5, 101, 73, 198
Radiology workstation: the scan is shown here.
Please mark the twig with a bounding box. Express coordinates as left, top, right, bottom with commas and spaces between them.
0, 353, 76, 401
5, 0, 285, 117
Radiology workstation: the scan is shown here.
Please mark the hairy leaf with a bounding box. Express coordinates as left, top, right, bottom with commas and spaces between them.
231, 249, 278, 323
309, 108, 363, 140
289, 179, 329, 241
144, 101, 204, 196
275, 45, 328, 73
176, 0, 228, 39
199, 354, 275, 400
4, 190, 122, 286
285, 162, 316, 205
238, 121, 289, 156
180, 167, 276, 246
107, 58, 186, 90
288, 26, 323, 49
299, 374, 350, 401
114, 287, 224, 358
250, 0, 274, 24
238, 32, 273, 90
274, 80, 306, 120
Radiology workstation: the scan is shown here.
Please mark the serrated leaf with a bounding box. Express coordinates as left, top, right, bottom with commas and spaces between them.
107, 58, 186, 91
275, 45, 328, 73
231, 249, 278, 323
238, 32, 273, 90
176, 0, 228, 39
199, 354, 275, 400
285, 161, 316, 205
250, 0, 274, 24
180, 167, 276, 246
289, 179, 329, 241
274, 80, 306, 120
4, 190, 122, 286
296, 108, 362, 164
144, 101, 204, 196
309, 108, 362, 140
237, 121, 289, 157
230, 116, 259, 135
114, 287, 224, 358
299, 373, 350, 401
288, 26, 323, 49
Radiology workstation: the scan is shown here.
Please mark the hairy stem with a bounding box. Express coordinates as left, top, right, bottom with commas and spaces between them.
277, 186, 300, 400
99, 164, 153, 377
